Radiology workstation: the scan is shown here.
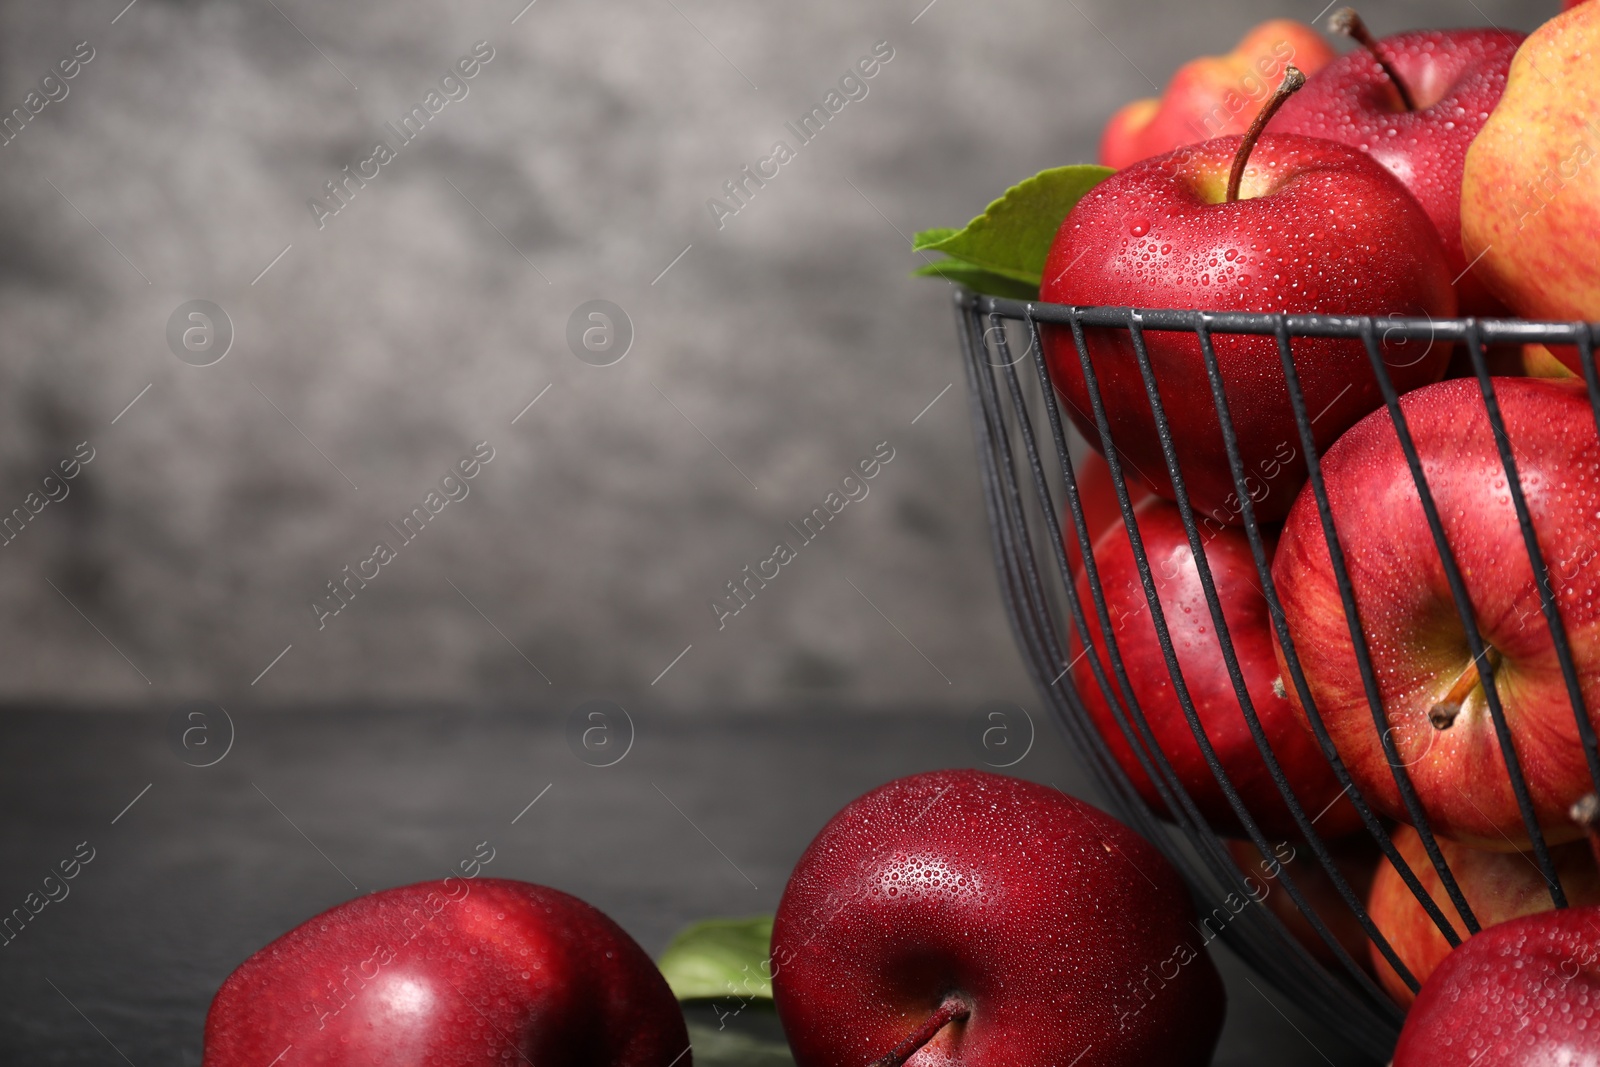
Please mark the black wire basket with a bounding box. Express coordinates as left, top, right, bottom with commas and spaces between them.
952, 287, 1600, 1060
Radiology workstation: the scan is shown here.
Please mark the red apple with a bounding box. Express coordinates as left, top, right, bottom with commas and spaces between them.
202, 879, 688, 1066
1271, 376, 1600, 850
1100, 19, 1334, 170
771, 769, 1224, 1067
1394, 906, 1600, 1065
1268, 11, 1523, 314
1367, 824, 1600, 1005
1390, 797, 1600, 1066
1075, 496, 1360, 839
1043, 72, 1457, 529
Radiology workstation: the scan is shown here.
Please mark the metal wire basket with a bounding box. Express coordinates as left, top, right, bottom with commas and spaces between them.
953, 287, 1600, 1060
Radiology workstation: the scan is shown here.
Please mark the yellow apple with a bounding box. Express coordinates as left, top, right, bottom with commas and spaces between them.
1461, 3, 1600, 373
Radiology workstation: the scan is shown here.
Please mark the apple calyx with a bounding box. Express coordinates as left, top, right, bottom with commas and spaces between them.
1226, 65, 1307, 203
868, 995, 971, 1067
1329, 8, 1417, 111
1428, 647, 1502, 730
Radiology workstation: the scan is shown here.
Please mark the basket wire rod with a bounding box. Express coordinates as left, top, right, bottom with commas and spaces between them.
979, 295, 1598, 349
1038, 309, 1392, 1018
987, 314, 1361, 1020
1357, 320, 1566, 906
1269, 317, 1481, 939
1113, 307, 1414, 1004
1462, 323, 1600, 803
956, 303, 1155, 825
1186, 314, 1460, 981
1006, 309, 1402, 1024
972, 309, 1221, 844
1579, 325, 1600, 437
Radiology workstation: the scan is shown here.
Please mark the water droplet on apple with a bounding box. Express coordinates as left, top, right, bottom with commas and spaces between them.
1128, 216, 1150, 237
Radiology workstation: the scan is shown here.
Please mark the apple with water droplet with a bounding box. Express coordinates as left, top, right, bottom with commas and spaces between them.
1043, 68, 1456, 528
202, 879, 689, 1066
1271, 376, 1600, 850
1268, 9, 1523, 314
770, 769, 1225, 1067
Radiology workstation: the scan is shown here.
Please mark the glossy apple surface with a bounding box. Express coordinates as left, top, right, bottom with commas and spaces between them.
1270, 28, 1522, 314
1272, 377, 1600, 850
1101, 19, 1333, 170
771, 769, 1224, 1067
202, 879, 689, 1067
1461, 2, 1600, 374
1392, 906, 1600, 1065
1075, 497, 1359, 839
1042, 133, 1456, 528
1367, 824, 1600, 1004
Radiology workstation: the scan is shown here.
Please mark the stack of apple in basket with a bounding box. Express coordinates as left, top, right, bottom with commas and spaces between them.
915, 4, 1600, 1065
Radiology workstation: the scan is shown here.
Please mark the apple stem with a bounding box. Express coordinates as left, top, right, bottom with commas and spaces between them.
1330, 8, 1417, 111
1226, 65, 1307, 203
1428, 647, 1502, 730
1572, 794, 1600, 874
868, 996, 970, 1067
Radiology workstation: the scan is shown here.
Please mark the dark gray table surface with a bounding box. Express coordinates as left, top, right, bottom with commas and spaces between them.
0, 706, 1375, 1064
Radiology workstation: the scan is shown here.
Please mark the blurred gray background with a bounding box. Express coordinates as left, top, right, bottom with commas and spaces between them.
0, 0, 1545, 711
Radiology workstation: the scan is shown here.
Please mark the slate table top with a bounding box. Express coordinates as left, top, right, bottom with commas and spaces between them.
0, 706, 1376, 1064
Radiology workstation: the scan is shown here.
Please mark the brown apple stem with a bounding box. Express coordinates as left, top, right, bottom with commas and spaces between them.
1330, 8, 1417, 111
1571, 794, 1600, 874
1428, 647, 1502, 730
868, 996, 970, 1067
1226, 65, 1307, 203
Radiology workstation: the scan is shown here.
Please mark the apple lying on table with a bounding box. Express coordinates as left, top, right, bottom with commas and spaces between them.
1100, 19, 1333, 170
1074, 496, 1360, 840
202, 879, 689, 1066
1461, 0, 1600, 375
1367, 823, 1600, 1005
1390, 797, 1600, 1066
1271, 376, 1600, 850
771, 769, 1224, 1067
1044, 68, 1456, 528
1268, 9, 1523, 314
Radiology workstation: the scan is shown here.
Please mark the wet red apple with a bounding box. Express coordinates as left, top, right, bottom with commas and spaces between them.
771, 769, 1225, 1067
202, 879, 689, 1066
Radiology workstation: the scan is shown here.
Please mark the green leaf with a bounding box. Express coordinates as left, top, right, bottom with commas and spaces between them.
911, 258, 1039, 301
916, 164, 1115, 285
911, 226, 960, 249
658, 916, 774, 1001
